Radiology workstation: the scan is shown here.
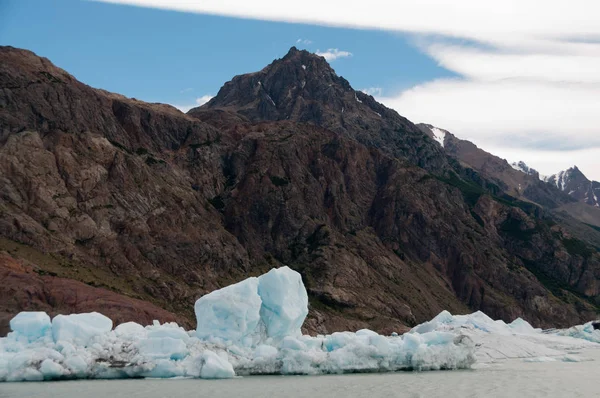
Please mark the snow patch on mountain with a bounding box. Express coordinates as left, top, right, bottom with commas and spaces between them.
545, 166, 600, 207
510, 161, 540, 178
430, 127, 446, 148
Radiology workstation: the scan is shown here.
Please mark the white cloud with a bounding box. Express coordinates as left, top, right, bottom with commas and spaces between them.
315, 48, 352, 61
95, 0, 600, 41
195, 95, 213, 106
296, 38, 312, 45
172, 95, 213, 113
379, 79, 600, 151
360, 87, 382, 97
99, 0, 600, 179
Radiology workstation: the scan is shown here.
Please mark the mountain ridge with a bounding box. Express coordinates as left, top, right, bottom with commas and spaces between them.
546, 166, 600, 208
192, 47, 450, 174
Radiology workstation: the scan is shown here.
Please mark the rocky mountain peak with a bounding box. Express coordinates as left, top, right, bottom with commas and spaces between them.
510, 161, 539, 178
546, 166, 589, 190
191, 48, 450, 173
546, 166, 599, 207
197, 46, 353, 122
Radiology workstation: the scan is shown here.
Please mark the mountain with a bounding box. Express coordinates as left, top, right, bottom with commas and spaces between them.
416, 124, 574, 209
510, 161, 540, 177
192, 47, 449, 174
1, 46, 600, 335
546, 167, 600, 208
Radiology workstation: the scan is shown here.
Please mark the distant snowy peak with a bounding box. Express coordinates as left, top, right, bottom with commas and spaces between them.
510, 161, 539, 178
544, 169, 573, 191
545, 166, 600, 207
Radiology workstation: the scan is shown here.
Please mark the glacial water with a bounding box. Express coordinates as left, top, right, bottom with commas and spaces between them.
3, 349, 599, 398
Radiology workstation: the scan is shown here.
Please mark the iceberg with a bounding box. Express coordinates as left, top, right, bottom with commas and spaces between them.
52, 313, 113, 346
194, 276, 262, 344
257, 266, 308, 339
193, 266, 308, 344
556, 322, 600, 343
408, 310, 600, 363
9, 312, 51, 340
1, 265, 597, 382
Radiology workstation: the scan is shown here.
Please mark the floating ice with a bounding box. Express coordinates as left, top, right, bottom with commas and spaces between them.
52, 313, 113, 346
194, 276, 262, 343
409, 310, 600, 363
200, 350, 235, 379
523, 356, 557, 362
557, 322, 600, 343
1, 266, 598, 382
9, 312, 51, 340
194, 266, 307, 344
257, 267, 308, 340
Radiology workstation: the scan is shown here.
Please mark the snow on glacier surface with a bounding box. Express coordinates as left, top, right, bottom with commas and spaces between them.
1, 266, 599, 382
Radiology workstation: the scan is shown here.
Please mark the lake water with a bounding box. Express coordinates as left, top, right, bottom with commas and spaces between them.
3, 349, 599, 398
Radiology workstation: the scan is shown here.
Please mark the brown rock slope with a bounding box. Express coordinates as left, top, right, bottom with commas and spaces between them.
0, 249, 188, 335
1, 46, 599, 336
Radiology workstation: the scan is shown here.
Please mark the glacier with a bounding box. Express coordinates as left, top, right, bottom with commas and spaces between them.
0, 266, 598, 382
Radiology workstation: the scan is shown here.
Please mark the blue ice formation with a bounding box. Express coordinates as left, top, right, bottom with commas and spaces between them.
0, 266, 477, 382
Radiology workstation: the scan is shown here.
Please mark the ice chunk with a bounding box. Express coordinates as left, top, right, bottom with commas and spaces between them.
137, 337, 188, 360
52, 313, 113, 345
557, 322, 600, 343
65, 355, 89, 375
147, 323, 189, 341
200, 350, 235, 379
142, 359, 185, 379
194, 277, 261, 343
10, 312, 51, 339
280, 336, 307, 351
258, 266, 308, 339
253, 344, 278, 359
509, 318, 537, 334
39, 359, 65, 379
114, 322, 146, 338
410, 310, 453, 334
523, 356, 557, 362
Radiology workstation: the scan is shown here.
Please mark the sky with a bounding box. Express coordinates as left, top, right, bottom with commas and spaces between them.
1, 0, 599, 180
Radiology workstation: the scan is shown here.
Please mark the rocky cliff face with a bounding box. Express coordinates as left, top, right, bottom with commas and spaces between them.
1, 46, 599, 335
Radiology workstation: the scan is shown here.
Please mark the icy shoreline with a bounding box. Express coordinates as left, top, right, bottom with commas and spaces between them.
1, 266, 599, 382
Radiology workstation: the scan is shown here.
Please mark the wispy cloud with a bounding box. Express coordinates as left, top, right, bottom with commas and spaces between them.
361, 87, 383, 97
296, 38, 312, 45
172, 95, 213, 113
195, 95, 213, 106
315, 48, 352, 61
